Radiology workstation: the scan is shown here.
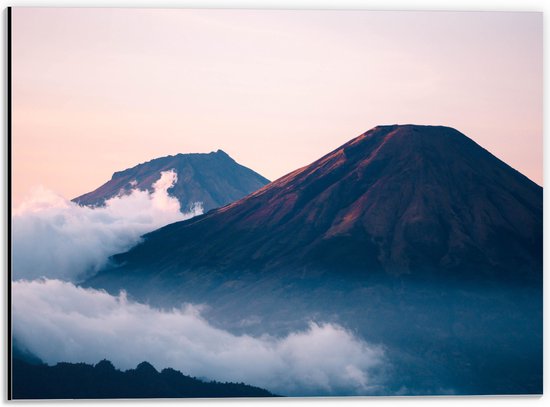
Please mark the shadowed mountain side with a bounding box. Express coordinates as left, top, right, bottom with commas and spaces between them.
12, 358, 276, 399
73, 150, 269, 213
84, 124, 542, 396
93, 125, 542, 283
83, 267, 543, 396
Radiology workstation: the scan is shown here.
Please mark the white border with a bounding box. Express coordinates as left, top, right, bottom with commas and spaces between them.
1, 1, 547, 406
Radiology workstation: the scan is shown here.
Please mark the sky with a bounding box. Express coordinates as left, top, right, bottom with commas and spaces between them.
11, 8, 542, 207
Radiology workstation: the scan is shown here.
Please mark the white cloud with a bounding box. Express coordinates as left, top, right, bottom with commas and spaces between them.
13, 279, 387, 396
11, 170, 388, 396
12, 170, 203, 282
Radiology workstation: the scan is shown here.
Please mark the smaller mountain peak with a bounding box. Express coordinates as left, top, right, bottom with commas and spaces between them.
213, 149, 235, 162
214, 149, 229, 156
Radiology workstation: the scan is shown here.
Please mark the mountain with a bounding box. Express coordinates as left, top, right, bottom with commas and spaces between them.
86, 125, 542, 395
73, 150, 270, 213
92, 124, 542, 282
12, 357, 275, 399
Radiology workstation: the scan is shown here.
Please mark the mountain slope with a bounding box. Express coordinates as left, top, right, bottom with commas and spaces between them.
85, 125, 543, 396
73, 150, 269, 213
95, 124, 542, 282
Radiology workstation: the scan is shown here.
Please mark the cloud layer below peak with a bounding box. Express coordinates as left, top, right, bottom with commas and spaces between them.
13, 279, 387, 396
12, 170, 202, 282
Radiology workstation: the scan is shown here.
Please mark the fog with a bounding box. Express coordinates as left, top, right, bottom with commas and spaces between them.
13, 279, 387, 396
11, 169, 390, 395
12, 170, 203, 282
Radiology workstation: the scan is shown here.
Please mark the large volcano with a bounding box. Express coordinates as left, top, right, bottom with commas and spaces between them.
93, 124, 542, 283
86, 125, 543, 395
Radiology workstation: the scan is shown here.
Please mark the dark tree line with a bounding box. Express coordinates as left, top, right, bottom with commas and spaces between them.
12, 357, 276, 399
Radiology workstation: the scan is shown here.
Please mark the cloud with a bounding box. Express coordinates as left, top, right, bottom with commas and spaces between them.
12, 170, 203, 282
13, 279, 387, 396
11, 170, 389, 396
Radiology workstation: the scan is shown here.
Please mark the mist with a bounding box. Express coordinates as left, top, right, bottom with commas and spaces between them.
12, 170, 203, 282
11, 169, 390, 396
13, 279, 387, 396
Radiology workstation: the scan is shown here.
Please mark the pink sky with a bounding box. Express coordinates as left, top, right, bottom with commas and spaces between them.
11, 8, 542, 207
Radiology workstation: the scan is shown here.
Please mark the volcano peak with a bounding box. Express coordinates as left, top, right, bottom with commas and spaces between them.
96, 125, 542, 283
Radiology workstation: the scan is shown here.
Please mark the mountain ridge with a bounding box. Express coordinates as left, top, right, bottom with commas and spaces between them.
99, 124, 541, 283
84, 124, 543, 395
12, 357, 275, 399
73, 150, 270, 213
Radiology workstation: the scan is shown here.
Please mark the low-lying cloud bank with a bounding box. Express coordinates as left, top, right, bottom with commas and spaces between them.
13, 279, 387, 396
12, 170, 202, 282
12, 170, 389, 396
